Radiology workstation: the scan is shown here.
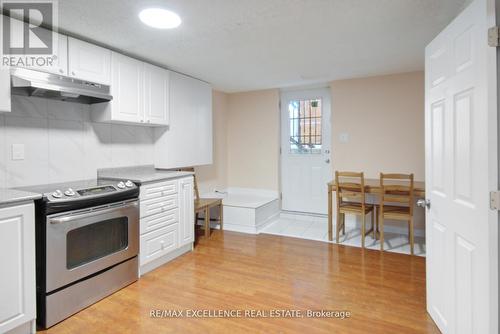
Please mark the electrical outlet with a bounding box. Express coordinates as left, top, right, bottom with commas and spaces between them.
339, 132, 350, 143
11, 144, 25, 160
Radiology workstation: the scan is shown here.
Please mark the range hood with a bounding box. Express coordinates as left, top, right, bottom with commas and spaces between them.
10, 68, 112, 104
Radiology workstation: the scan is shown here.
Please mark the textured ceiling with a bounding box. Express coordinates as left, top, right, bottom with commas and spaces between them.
55, 0, 468, 92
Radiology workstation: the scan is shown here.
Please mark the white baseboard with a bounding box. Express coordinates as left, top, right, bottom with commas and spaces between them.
5, 320, 35, 334
220, 211, 280, 234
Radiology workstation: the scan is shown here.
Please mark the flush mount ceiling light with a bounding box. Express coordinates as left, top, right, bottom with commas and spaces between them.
139, 8, 181, 29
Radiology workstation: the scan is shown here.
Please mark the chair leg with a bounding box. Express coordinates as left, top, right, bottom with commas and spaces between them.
336, 210, 341, 243
204, 207, 210, 238
219, 204, 224, 231
410, 218, 414, 255
408, 222, 410, 242
380, 215, 384, 251
361, 214, 366, 248
374, 207, 378, 239
342, 213, 346, 235
376, 208, 380, 233
371, 209, 375, 238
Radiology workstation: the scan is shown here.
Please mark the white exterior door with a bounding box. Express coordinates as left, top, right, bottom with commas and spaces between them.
425, 0, 498, 333
280, 88, 331, 214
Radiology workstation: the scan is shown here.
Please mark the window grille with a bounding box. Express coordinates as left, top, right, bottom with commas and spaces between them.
288, 98, 322, 154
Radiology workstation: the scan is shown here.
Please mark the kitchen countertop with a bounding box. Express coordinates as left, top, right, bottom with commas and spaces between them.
0, 188, 42, 206
97, 165, 194, 185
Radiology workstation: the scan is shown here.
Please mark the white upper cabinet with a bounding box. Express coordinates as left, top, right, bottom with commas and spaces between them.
92, 53, 170, 126
68, 37, 111, 84
44, 34, 68, 76
110, 52, 144, 123
109, 52, 144, 123
154, 72, 213, 168
144, 63, 170, 126
36, 33, 68, 76
8, 22, 68, 76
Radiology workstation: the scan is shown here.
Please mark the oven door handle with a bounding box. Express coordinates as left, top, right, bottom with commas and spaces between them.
49, 200, 138, 224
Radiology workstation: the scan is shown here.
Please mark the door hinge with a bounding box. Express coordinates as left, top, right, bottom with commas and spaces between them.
490, 191, 500, 210
488, 26, 500, 47
280, 192, 283, 200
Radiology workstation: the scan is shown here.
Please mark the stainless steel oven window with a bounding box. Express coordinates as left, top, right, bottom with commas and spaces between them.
66, 217, 129, 269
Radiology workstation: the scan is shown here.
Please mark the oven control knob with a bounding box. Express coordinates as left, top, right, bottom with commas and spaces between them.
117, 181, 126, 189
125, 180, 134, 188
52, 190, 63, 198
64, 188, 76, 197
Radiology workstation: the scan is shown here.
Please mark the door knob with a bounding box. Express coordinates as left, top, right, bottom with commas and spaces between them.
417, 199, 430, 209
325, 159, 330, 164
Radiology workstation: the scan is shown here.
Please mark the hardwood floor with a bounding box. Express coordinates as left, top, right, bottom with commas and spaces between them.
39, 231, 439, 334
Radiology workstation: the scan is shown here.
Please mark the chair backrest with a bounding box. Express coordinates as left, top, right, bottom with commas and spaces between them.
177, 167, 200, 201
379, 173, 414, 214
335, 171, 366, 208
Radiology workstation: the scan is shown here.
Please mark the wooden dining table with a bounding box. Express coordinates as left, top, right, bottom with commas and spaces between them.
327, 178, 425, 241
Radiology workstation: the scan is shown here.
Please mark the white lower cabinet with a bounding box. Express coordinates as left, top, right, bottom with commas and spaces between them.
139, 176, 194, 274
179, 176, 195, 246
0, 203, 36, 334
140, 223, 179, 265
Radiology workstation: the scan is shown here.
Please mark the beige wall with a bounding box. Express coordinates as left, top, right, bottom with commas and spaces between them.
195, 90, 229, 194
226, 89, 280, 191
330, 71, 425, 180
198, 72, 425, 201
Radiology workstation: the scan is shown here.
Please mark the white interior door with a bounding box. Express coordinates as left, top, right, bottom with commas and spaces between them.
281, 88, 331, 214
425, 0, 498, 333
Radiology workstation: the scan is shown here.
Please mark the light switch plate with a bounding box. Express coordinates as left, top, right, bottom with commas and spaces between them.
339, 132, 349, 143
12, 144, 25, 160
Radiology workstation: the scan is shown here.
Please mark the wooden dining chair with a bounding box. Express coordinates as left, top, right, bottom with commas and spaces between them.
378, 173, 414, 255
335, 171, 375, 248
179, 168, 223, 239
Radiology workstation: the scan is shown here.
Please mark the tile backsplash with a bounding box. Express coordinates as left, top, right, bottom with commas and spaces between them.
0, 95, 155, 188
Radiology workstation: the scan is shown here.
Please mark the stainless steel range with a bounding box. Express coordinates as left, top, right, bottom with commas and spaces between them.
18, 179, 140, 329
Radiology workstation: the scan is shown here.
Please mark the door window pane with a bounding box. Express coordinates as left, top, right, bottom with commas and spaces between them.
66, 217, 128, 269
288, 98, 322, 154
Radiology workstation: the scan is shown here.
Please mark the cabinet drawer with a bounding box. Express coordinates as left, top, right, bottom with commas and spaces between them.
140, 180, 177, 201
140, 208, 178, 235
140, 194, 178, 218
140, 223, 179, 265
